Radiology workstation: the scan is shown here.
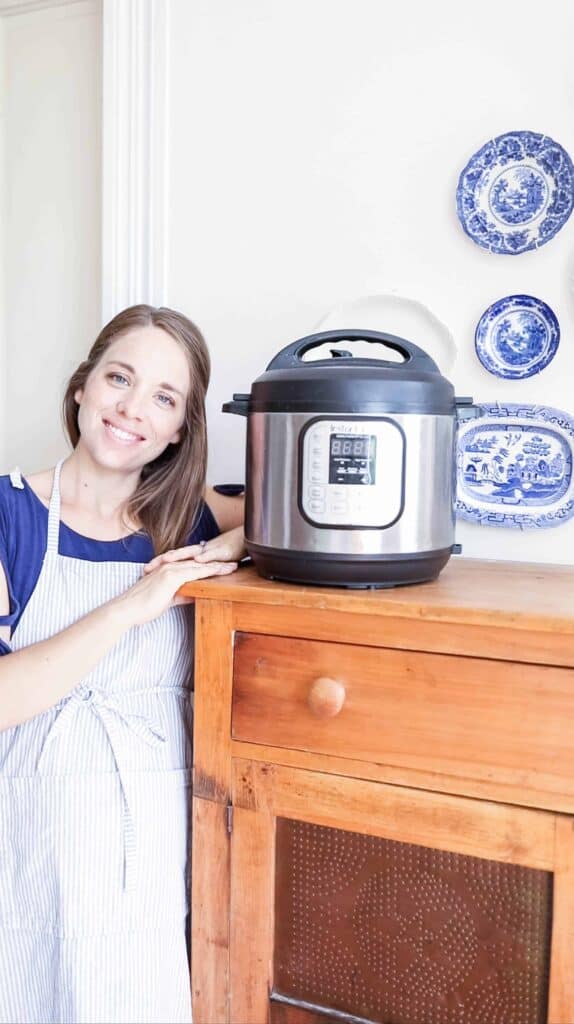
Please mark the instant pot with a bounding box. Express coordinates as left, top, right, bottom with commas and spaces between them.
224, 329, 480, 588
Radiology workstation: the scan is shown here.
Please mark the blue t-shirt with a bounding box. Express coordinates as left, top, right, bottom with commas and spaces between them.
0, 473, 220, 652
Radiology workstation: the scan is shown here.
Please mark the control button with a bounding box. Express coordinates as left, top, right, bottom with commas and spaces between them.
329, 497, 349, 511
310, 473, 322, 483
309, 500, 326, 514
309, 486, 325, 498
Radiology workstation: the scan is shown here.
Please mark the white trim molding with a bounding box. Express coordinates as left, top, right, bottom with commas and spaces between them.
102, 0, 169, 322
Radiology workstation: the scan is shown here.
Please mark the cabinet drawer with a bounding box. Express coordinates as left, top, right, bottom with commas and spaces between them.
232, 632, 574, 796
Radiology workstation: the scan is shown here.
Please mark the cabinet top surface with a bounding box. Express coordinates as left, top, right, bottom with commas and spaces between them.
179, 558, 574, 633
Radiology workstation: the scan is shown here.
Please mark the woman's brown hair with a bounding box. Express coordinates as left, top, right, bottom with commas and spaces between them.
63, 304, 210, 554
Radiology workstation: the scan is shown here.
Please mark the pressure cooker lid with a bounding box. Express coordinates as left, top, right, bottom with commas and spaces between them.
244, 329, 456, 415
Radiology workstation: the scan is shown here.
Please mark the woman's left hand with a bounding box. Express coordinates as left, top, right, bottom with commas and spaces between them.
143, 525, 246, 574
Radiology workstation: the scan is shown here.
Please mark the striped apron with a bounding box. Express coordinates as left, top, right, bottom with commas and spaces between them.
0, 461, 194, 1023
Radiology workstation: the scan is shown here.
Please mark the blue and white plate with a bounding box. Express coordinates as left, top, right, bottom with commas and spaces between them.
456, 403, 574, 528
456, 131, 574, 254
475, 294, 559, 379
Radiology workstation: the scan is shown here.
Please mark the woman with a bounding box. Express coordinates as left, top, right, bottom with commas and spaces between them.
0, 305, 245, 1023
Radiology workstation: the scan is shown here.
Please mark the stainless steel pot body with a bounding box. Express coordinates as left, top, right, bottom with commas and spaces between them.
245, 411, 456, 557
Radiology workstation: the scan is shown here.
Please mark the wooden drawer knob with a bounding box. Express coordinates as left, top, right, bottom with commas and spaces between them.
307, 676, 346, 718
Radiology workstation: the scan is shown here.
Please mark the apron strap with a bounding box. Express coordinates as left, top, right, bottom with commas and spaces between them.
46, 459, 65, 554
36, 686, 171, 891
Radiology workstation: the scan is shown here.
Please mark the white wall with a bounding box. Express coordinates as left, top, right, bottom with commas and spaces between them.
1, 0, 102, 474
0, 22, 5, 471
167, 0, 574, 565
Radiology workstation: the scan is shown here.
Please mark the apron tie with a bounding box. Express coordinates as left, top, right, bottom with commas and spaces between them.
37, 687, 171, 890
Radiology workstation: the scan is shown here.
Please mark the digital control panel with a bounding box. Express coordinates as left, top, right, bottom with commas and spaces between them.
300, 418, 404, 528
329, 433, 376, 486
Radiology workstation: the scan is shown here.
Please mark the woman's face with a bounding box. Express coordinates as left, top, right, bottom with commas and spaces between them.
74, 325, 191, 472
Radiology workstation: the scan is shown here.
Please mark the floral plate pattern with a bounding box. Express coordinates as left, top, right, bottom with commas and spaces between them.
456, 403, 574, 528
456, 131, 574, 254
474, 294, 560, 379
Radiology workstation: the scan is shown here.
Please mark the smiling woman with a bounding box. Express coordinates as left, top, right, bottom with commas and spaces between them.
77, 337, 188, 455
62, 306, 217, 553
0, 305, 245, 1024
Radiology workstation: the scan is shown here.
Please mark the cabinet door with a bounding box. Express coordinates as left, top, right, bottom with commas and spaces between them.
229, 760, 574, 1024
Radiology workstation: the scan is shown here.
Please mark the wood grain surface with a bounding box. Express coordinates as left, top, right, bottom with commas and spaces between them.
179, 558, 574, 634
233, 631, 574, 808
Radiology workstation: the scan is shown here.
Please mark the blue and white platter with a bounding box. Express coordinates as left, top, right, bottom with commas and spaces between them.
456, 403, 574, 528
475, 294, 560, 379
456, 130, 574, 254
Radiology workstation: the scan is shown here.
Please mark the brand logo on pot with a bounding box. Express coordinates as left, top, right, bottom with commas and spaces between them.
329, 423, 364, 433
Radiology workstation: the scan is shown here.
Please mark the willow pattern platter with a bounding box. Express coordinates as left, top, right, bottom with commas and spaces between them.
456, 403, 574, 528
474, 295, 560, 379
456, 131, 574, 254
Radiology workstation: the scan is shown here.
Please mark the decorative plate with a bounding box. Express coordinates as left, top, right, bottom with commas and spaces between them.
456, 403, 574, 528
456, 131, 574, 254
314, 293, 457, 374
474, 294, 560, 379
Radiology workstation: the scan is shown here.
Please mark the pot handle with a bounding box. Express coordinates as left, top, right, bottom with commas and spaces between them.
222, 393, 250, 416
455, 396, 484, 421
266, 329, 438, 371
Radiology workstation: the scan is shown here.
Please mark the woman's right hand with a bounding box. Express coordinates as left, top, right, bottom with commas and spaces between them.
112, 558, 238, 628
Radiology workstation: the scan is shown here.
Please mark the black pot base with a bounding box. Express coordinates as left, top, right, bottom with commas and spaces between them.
247, 543, 453, 590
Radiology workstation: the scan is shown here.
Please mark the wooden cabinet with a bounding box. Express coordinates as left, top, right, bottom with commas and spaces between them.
182, 560, 574, 1024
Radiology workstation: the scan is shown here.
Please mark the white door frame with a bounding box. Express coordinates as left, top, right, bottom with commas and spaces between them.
101, 0, 169, 321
